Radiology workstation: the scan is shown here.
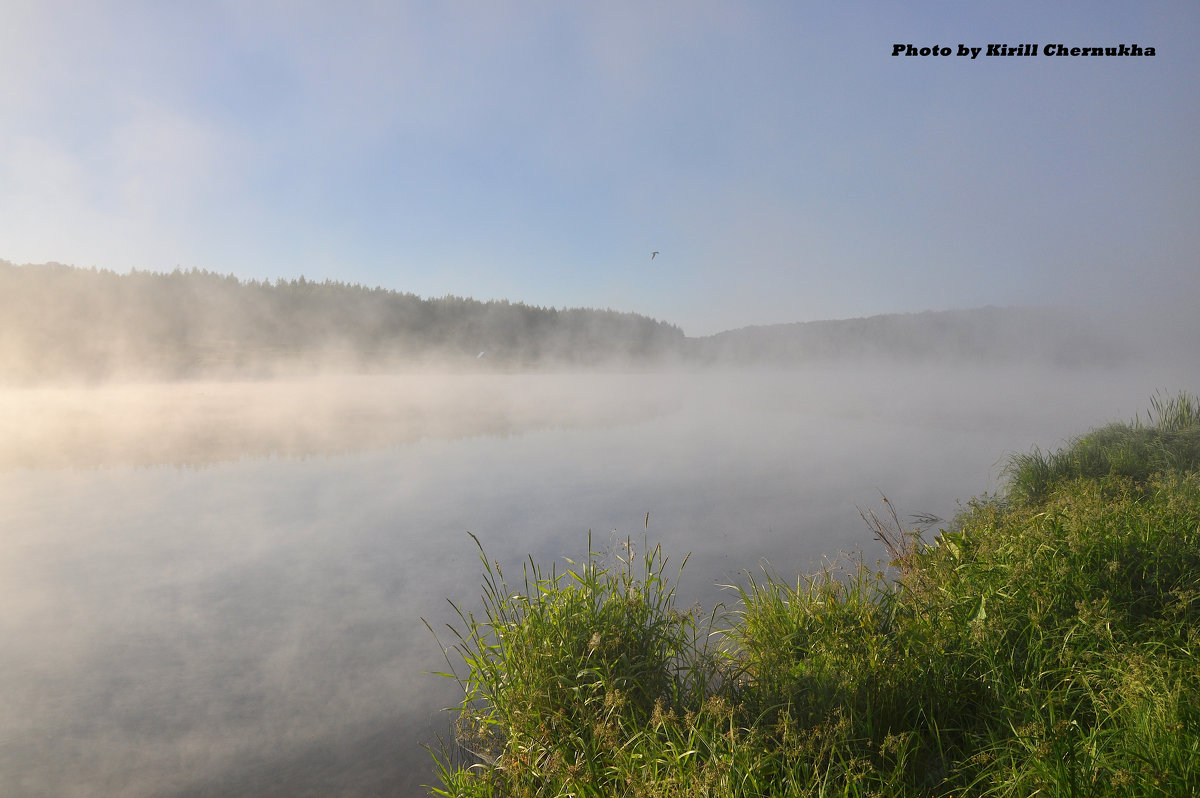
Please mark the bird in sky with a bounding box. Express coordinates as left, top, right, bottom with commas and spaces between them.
651, 251, 659, 259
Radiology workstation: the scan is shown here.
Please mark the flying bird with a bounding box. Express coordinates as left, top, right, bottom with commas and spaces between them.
651, 251, 659, 259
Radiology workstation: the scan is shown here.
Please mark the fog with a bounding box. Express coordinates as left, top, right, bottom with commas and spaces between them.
0, 364, 1193, 796
0, 374, 682, 470
7, 263, 1200, 385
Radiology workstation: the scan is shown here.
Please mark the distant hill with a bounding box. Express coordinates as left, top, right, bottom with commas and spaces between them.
687, 306, 1136, 367
0, 260, 1183, 383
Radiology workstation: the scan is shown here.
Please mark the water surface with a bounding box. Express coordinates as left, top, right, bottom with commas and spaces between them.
0, 366, 1184, 796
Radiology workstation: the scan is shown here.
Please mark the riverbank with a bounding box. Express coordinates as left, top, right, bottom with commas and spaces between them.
429, 393, 1200, 796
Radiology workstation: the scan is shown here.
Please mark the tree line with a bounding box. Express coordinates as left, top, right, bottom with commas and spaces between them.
1, 260, 1171, 383
0, 262, 685, 381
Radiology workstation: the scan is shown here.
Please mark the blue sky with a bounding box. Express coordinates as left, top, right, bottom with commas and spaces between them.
2, 1, 1196, 335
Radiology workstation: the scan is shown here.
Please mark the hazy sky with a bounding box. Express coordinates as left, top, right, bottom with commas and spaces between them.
2, 2, 1196, 335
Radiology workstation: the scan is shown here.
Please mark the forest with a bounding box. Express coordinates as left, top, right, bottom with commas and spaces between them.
0, 261, 685, 381
0, 260, 1174, 383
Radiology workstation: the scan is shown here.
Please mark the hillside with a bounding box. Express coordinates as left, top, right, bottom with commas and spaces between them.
688, 306, 1134, 366
1, 261, 1184, 382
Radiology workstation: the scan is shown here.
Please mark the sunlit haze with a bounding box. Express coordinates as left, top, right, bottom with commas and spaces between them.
2, 2, 1196, 334
2, 4, 1198, 796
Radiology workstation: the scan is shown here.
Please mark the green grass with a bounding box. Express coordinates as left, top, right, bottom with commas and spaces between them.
426, 393, 1200, 796
1004, 390, 1200, 506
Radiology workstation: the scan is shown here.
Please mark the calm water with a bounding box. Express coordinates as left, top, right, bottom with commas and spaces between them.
0, 366, 1185, 796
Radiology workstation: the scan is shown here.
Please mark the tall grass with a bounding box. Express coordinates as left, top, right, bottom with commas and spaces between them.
1005, 390, 1200, 505
427, 394, 1200, 796
426, 531, 724, 796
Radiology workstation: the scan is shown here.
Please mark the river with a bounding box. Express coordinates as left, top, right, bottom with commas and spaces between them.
0, 365, 1184, 796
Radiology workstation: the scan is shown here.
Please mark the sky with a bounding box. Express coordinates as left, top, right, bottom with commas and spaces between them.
1, 2, 1196, 336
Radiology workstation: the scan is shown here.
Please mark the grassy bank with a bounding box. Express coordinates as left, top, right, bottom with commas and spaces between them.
427, 393, 1200, 796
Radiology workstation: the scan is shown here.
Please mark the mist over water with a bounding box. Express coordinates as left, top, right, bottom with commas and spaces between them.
0, 365, 1191, 796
